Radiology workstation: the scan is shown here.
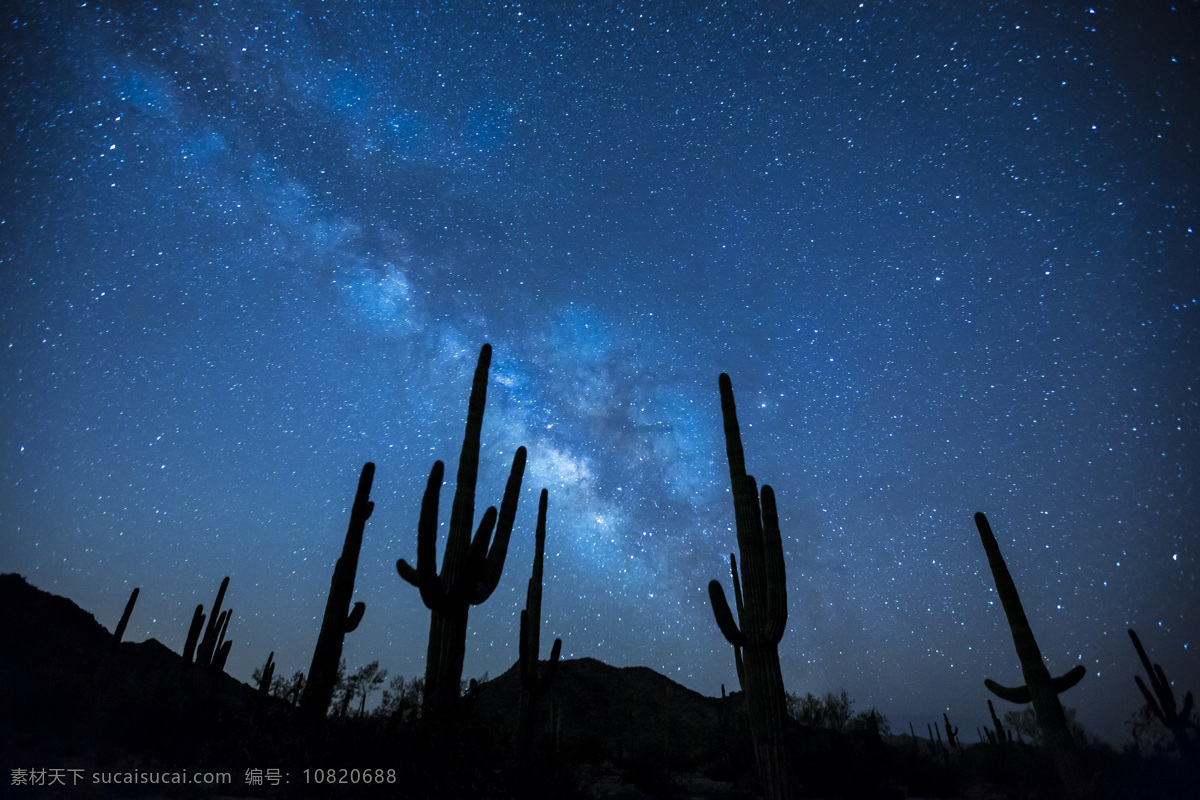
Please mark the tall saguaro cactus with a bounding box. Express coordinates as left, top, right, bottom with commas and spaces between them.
707, 373, 794, 800
300, 462, 374, 722
974, 512, 1088, 798
397, 343, 527, 718
518, 489, 563, 748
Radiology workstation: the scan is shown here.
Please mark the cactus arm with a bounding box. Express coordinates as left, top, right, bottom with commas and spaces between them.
544, 633, 561, 681
729, 553, 745, 623
346, 601, 365, 633
114, 587, 139, 642
462, 507, 498, 598
217, 609, 232, 652
418, 461, 447, 596
213, 640, 232, 672
473, 447, 528, 602
1133, 675, 1161, 716
708, 580, 748, 647
208, 578, 230, 640
1129, 628, 1156, 683
396, 559, 418, 585
726, 553, 747, 683
984, 679, 1030, 704
258, 651, 276, 695
1054, 665, 1087, 693
985, 664, 1085, 704
183, 604, 204, 662
759, 485, 788, 643
403, 461, 448, 608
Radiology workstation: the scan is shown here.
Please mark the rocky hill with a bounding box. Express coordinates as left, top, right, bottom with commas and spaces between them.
0, 573, 757, 797
5, 573, 1184, 799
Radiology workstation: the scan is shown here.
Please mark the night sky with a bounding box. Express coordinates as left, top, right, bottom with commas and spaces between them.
2, 2, 1196, 746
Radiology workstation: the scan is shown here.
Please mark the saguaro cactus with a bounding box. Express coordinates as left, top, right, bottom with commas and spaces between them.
974, 512, 1087, 798
985, 699, 1010, 745
397, 343, 527, 717
707, 373, 793, 800
943, 712, 960, 750
1128, 628, 1197, 761
114, 587, 139, 642
518, 489, 563, 748
183, 577, 233, 672
300, 462, 374, 722
258, 651, 276, 696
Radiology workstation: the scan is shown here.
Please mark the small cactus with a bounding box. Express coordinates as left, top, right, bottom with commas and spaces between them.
986, 699, 1010, 745
943, 712, 959, 750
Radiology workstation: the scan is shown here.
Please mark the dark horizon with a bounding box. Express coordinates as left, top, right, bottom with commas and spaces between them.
1, 1, 1196, 750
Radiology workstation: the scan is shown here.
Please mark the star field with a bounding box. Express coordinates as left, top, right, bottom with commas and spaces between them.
1, 2, 1196, 745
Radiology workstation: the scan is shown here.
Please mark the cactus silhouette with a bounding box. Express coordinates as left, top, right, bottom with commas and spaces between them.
114, 587, 139, 642
985, 698, 1010, 745
974, 512, 1087, 798
397, 343, 526, 717
183, 577, 233, 672
1128, 627, 1197, 761
518, 489, 562, 749
707, 373, 794, 800
258, 651, 276, 696
943, 712, 959, 750
300, 462, 374, 722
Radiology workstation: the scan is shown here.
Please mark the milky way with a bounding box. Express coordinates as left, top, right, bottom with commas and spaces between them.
1, 2, 1196, 744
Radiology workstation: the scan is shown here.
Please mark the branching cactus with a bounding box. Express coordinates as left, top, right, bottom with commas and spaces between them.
397, 343, 527, 717
183, 577, 233, 672
518, 489, 563, 748
707, 373, 794, 800
986, 699, 1010, 745
1128, 627, 1197, 761
943, 712, 960, 750
114, 587, 139, 642
300, 462, 375, 722
974, 512, 1088, 798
